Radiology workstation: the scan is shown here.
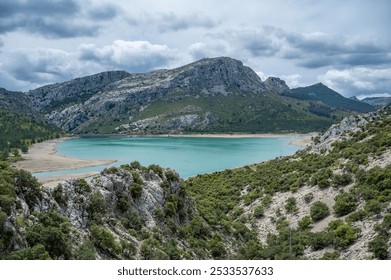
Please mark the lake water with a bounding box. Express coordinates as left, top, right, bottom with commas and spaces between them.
34, 136, 304, 179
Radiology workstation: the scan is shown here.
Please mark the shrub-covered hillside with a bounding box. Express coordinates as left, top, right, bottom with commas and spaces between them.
185, 105, 391, 259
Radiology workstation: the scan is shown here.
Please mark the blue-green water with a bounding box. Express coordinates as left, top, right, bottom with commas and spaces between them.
34, 136, 303, 179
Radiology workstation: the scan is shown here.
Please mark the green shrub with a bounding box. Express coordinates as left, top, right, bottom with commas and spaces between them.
165, 170, 179, 182
74, 240, 96, 260
298, 216, 312, 230
310, 201, 330, 222
0, 195, 14, 215
364, 200, 382, 216
52, 184, 67, 206
333, 193, 357, 217
303, 193, 314, 204
14, 169, 42, 208
26, 211, 72, 259
253, 205, 264, 218
116, 191, 130, 213
90, 224, 121, 256
332, 173, 352, 188
131, 171, 143, 184
87, 192, 108, 223
74, 178, 91, 194
148, 164, 164, 177
130, 161, 141, 169
130, 183, 143, 199
328, 220, 359, 248
368, 236, 388, 259
284, 197, 298, 213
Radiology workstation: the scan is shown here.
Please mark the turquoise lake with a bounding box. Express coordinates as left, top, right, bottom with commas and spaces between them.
34, 136, 304, 179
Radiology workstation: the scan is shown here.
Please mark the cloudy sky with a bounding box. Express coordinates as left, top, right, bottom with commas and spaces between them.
0, 0, 390, 98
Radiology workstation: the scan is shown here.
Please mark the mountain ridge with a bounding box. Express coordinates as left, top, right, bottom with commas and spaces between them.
3, 57, 376, 134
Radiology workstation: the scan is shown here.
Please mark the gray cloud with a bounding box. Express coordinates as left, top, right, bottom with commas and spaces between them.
79, 40, 176, 73
157, 12, 217, 32
0, 40, 179, 91
318, 67, 391, 97
87, 4, 118, 20
0, 0, 118, 38
220, 26, 391, 69
127, 12, 218, 33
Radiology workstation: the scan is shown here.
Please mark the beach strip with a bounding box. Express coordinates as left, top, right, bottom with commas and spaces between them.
12, 137, 117, 173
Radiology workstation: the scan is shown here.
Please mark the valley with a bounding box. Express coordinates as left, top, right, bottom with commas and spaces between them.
0, 57, 389, 260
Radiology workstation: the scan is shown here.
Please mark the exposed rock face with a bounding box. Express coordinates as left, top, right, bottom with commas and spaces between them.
312, 111, 381, 152
24, 57, 267, 133
264, 77, 290, 94
8, 165, 195, 259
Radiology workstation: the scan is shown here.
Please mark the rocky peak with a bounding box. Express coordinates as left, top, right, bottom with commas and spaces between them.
169, 57, 266, 94
264, 77, 290, 94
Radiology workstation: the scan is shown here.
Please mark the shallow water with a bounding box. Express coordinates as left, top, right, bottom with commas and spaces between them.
34, 136, 303, 178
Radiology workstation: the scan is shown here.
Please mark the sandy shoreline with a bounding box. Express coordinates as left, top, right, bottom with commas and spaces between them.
13, 133, 315, 187
12, 137, 117, 173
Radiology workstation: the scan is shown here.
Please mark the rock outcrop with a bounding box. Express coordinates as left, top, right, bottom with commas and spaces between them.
312, 111, 381, 152
264, 77, 290, 94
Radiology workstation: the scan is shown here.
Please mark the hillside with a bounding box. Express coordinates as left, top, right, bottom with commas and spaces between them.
0, 88, 63, 159
287, 83, 374, 113
361, 97, 391, 108
24, 57, 373, 134
1, 106, 390, 260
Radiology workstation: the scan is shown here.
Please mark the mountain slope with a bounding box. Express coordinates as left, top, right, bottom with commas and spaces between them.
0, 88, 63, 158
287, 83, 374, 113
361, 97, 391, 108
23, 57, 370, 134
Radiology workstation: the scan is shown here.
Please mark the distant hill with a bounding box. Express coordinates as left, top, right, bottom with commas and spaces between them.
22, 57, 374, 134
361, 96, 391, 107
286, 83, 374, 113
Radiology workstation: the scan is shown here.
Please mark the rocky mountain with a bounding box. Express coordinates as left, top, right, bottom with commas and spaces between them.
23, 57, 374, 134
361, 96, 391, 108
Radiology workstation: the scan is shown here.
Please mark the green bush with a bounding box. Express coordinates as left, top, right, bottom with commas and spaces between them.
87, 192, 108, 223
116, 191, 130, 213
328, 220, 359, 248
74, 240, 96, 260
333, 193, 357, 217
130, 161, 141, 169
368, 236, 388, 259
90, 224, 121, 256
304, 193, 314, 204
74, 178, 91, 194
253, 205, 264, 218
364, 200, 382, 216
284, 197, 298, 213
26, 211, 72, 259
52, 184, 67, 206
0, 195, 14, 215
310, 201, 330, 222
14, 169, 42, 208
130, 183, 143, 199
332, 173, 352, 188
298, 216, 312, 230
148, 164, 164, 177
165, 170, 179, 182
